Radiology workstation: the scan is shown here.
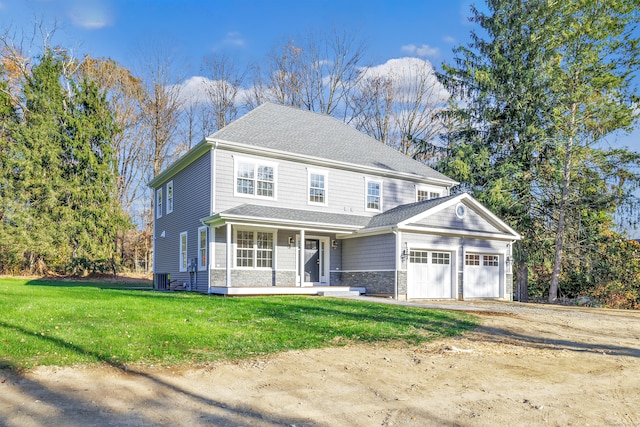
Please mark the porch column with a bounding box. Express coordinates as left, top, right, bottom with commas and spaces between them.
299, 229, 305, 286
226, 223, 232, 287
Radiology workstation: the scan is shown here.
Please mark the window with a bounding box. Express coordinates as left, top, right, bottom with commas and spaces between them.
484, 255, 499, 267
235, 158, 276, 199
465, 254, 480, 266
156, 188, 163, 219
417, 187, 442, 202
409, 250, 429, 264
179, 232, 187, 272
366, 179, 382, 211
235, 229, 274, 268
432, 252, 450, 265
166, 181, 173, 214
198, 226, 207, 270
308, 170, 327, 205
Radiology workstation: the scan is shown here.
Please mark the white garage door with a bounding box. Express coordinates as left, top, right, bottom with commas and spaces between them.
465, 253, 500, 298
408, 250, 453, 299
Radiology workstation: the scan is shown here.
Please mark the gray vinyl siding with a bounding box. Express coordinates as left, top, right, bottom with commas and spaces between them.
214, 149, 447, 215
153, 152, 211, 291
401, 232, 507, 271
411, 204, 500, 234
342, 233, 396, 271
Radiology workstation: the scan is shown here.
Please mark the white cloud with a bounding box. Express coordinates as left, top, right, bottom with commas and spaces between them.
358, 57, 449, 103
173, 76, 213, 106
443, 35, 456, 44
69, 0, 113, 29
401, 43, 440, 58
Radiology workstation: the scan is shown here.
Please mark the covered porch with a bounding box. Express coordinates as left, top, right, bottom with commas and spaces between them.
201, 204, 371, 296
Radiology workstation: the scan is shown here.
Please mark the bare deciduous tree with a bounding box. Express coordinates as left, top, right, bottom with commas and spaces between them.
352, 58, 450, 159
201, 54, 244, 131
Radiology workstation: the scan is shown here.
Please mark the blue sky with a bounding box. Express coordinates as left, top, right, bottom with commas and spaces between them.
0, 0, 476, 76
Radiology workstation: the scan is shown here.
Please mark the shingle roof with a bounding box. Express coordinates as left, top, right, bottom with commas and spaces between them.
365, 195, 458, 229
219, 204, 371, 228
210, 103, 456, 184
214, 197, 457, 230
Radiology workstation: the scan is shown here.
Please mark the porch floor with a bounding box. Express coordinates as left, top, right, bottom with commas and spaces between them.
208, 286, 366, 296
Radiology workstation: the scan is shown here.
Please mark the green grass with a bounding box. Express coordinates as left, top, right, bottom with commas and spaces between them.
0, 278, 477, 369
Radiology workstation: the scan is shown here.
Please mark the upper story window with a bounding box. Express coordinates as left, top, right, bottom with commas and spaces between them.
235, 157, 277, 199
308, 169, 328, 205
416, 186, 442, 202
166, 181, 174, 214
156, 188, 163, 219
366, 178, 382, 212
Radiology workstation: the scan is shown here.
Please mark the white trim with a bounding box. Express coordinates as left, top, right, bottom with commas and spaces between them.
233, 227, 277, 270
166, 180, 174, 214
211, 146, 216, 214
397, 193, 521, 239
233, 155, 278, 201
295, 234, 330, 286
197, 226, 208, 271
179, 231, 188, 272
330, 269, 396, 273
415, 184, 444, 202
307, 168, 328, 206
365, 177, 383, 212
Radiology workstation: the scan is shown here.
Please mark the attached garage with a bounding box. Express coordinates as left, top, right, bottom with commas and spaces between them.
464, 253, 501, 298
407, 250, 454, 299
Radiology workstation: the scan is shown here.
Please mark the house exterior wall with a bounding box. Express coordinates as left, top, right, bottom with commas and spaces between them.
332, 233, 397, 296
411, 204, 500, 234
153, 151, 211, 291
213, 149, 446, 215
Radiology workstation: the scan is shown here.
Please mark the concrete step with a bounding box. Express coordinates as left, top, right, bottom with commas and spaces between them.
317, 290, 363, 297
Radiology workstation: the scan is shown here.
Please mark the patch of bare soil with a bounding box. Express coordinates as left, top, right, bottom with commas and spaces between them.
1, 300, 639, 426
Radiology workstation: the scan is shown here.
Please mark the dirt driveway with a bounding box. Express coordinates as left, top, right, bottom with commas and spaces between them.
1, 299, 639, 426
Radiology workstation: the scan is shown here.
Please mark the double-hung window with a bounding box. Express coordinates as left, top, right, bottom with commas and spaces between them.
179, 231, 188, 272
197, 226, 207, 271
166, 181, 174, 214
156, 188, 163, 219
308, 170, 327, 205
235, 158, 276, 199
235, 229, 274, 268
365, 179, 382, 211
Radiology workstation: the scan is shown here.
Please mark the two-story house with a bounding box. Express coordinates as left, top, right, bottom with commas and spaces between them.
149, 102, 521, 300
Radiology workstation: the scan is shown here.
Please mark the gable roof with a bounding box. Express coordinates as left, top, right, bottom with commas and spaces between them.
366, 195, 458, 229
202, 193, 521, 241
208, 102, 457, 185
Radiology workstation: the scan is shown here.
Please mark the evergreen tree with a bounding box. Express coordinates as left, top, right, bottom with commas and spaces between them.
437, 0, 554, 301
439, 0, 640, 302
11, 50, 128, 274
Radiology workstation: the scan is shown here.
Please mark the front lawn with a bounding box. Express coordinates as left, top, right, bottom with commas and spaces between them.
0, 278, 476, 369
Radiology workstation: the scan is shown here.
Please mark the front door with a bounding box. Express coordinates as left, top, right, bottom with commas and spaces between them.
304, 239, 320, 282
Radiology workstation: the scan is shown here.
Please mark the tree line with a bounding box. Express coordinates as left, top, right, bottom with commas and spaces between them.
1, 0, 639, 307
